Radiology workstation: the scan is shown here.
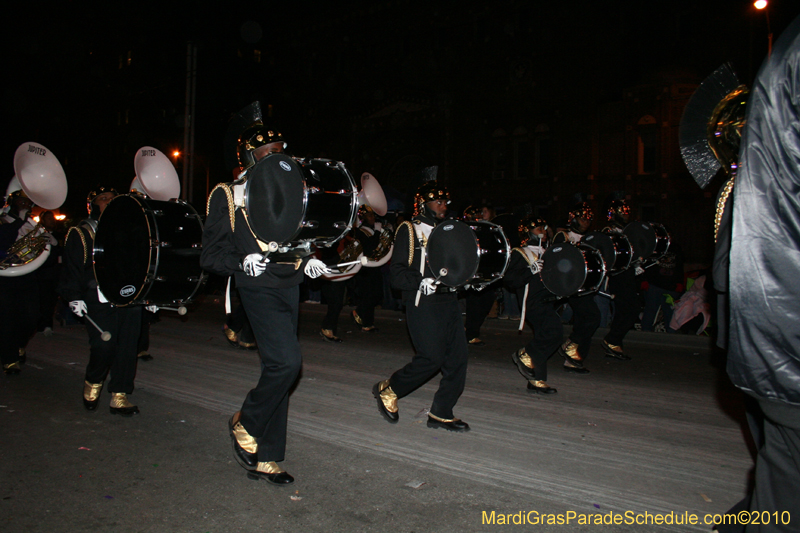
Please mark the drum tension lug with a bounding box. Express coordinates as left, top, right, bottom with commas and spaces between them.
302, 220, 319, 228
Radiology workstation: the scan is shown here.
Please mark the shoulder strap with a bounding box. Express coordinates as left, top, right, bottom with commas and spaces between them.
396, 220, 416, 266
66, 226, 90, 264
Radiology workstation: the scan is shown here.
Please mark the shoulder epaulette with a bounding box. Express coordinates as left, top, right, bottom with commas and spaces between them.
207, 183, 235, 231
65, 226, 90, 264
512, 246, 538, 265
396, 220, 416, 266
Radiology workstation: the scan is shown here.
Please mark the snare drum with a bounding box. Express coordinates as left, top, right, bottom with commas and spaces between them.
623, 221, 671, 262
93, 194, 206, 307
540, 243, 606, 297
426, 220, 510, 288
583, 231, 633, 274
244, 154, 358, 258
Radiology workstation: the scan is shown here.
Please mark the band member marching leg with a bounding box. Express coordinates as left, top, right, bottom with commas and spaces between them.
201, 103, 330, 486
372, 181, 470, 432
601, 199, 639, 360
58, 187, 142, 415
507, 217, 562, 393
351, 205, 383, 332
553, 202, 601, 374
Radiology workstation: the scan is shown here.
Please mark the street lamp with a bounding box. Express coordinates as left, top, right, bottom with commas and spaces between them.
754, 0, 773, 57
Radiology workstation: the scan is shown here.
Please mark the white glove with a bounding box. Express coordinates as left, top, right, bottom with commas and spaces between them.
530, 259, 544, 275
474, 283, 485, 292
145, 305, 158, 313
70, 300, 87, 317
243, 253, 269, 277
304, 258, 332, 279
374, 222, 382, 231
635, 265, 645, 276
419, 277, 438, 296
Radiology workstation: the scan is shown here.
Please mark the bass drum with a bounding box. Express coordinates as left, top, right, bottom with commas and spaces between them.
426, 220, 510, 289
467, 220, 510, 288
623, 221, 671, 262
583, 231, 633, 274
426, 220, 480, 288
540, 242, 606, 297
244, 154, 357, 259
93, 194, 206, 307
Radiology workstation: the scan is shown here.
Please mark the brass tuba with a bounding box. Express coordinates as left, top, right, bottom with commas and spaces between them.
0, 143, 68, 277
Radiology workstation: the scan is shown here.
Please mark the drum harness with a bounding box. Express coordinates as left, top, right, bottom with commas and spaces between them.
512, 245, 543, 332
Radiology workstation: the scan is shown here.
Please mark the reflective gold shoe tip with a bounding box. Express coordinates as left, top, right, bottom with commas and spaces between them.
224, 328, 238, 343
428, 412, 459, 423
110, 392, 136, 409
321, 328, 335, 338
256, 461, 285, 474
84, 381, 103, 402
604, 341, 623, 353
531, 380, 550, 389
377, 379, 398, 413
231, 412, 258, 454
352, 310, 363, 325
518, 349, 534, 369
4, 361, 22, 373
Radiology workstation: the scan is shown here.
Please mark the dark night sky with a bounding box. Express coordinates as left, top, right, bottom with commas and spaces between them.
3, 0, 799, 215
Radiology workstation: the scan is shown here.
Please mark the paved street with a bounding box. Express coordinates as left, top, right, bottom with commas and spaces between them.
2, 298, 753, 532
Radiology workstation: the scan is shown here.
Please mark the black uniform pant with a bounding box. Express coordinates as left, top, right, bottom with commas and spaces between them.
238, 285, 302, 463
605, 268, 640, 346
0, 275, 40, 366
464, 286, 497, 340
520, 283, 563, 382
84, 302, 141, 394
354, 267, 383, 327
321, 279, 347, 333
567, 292, 601, 357
389, 295, 468, 420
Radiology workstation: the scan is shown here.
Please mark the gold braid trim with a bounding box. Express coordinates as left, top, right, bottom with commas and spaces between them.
207, 183, 236, 232
65, 226, 89, 264
512, 247, 536, 266
396, 220, 416, 266
714, 176, 735, 243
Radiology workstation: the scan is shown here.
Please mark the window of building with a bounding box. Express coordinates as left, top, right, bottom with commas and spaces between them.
637, 115, 657, 175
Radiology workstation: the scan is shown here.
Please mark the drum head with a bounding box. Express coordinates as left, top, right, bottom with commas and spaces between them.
245, 153, 306, 244
93, 195, 152, 306
623, 222, 657, 260
582, 232, 614, 270
427, 220, 480, 287
540, 243, 587, 297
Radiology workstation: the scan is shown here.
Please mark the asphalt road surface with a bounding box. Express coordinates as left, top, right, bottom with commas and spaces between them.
2, 298, 753, 533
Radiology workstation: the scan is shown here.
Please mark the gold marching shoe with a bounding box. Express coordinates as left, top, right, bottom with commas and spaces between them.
137, 350, 154, 362
352, 310, 363, 326
83, 381, 103, 411
319, 329, 343, 343
426, 412, 471, 432
560, 341, 590, 374
3, 361, 22, 375
246, 461, 294, 485
109, 392, 139, 417
511, 348, 536, 379
602, 340, 631, 361
229, 411, 258, 470
223, 326, 238, 347
372, 379, 399, 423
527, 379, 558, 395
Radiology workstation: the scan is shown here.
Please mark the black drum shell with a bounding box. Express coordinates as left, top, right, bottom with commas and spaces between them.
540, 242, 606, 297
93, 194, 206, 306
623, 221, 658, 260
583, 231, 633, 274
426, 220, 480, 287
467, 220, 510, 288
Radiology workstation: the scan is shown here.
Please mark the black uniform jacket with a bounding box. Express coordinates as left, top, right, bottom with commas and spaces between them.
58, 221, 99, 303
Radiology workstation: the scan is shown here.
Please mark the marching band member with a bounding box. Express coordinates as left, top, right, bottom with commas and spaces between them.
201, 104, 329, 486
600, 199, 638, 360
507, 217, 561, 394
58, 187, 142, 415
372, 180, 470, 432
0, 188, 45, 374
351, 205, 382, 332
552, 202, 601, 374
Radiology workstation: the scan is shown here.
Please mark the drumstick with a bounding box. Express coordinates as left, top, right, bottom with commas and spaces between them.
332, 260, 361, 269
159, 306, 188, 315
84, 314, 112, 342
260, 241, 279, 261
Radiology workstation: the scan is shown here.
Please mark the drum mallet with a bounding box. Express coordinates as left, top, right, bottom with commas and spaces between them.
159, 306, 188, 315
84, 314, 112, 342
261, 241, 279, 262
